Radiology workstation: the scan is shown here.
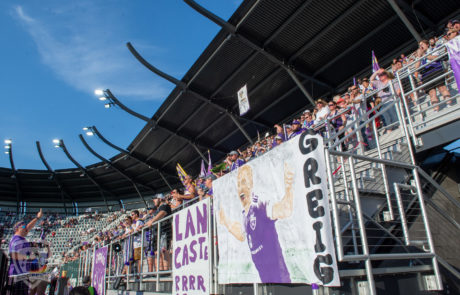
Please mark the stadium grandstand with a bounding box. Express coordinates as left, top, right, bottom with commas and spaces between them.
1, 0, 460, 295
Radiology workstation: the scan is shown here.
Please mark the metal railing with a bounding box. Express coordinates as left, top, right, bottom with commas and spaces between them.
57, 42, 460, 295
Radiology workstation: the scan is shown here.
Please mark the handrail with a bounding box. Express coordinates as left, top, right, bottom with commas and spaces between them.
328, 100, 398, 149
417, 167, 460, 209
397, 44, 447, 76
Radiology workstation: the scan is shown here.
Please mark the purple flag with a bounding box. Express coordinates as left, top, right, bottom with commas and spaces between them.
353, 77, 357, 86
199, 159, 206, 178
372, 50, 380, 72
92, 246, 108, 295
445, 37, 460, 91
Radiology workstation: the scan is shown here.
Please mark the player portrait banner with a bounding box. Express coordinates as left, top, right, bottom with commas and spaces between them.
173, 199, 211, 295
214, 132, 340, 286
92, 246, 108, 295
237, 84, 250, 115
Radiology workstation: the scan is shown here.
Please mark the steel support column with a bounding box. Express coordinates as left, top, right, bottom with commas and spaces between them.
79, 135, 151, 206
90, 126, 174, 190
182, 0, 333, 89
58, 140, 111, 212
105, 89, 224, 158
126, 43, 258, 144
286, 68, 316, 105
387, 0, 422, 42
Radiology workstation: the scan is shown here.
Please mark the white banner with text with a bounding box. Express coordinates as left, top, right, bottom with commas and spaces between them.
214, 132, 339, 286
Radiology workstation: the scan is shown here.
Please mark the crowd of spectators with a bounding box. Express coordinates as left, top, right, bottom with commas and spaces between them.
4, 19, 459, 279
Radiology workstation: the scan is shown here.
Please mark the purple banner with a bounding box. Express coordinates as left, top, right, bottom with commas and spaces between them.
92, 246, 108, 295
446, 37, 460, 91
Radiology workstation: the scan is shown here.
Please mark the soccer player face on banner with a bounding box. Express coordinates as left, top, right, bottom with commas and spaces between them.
237, 165, 253, 208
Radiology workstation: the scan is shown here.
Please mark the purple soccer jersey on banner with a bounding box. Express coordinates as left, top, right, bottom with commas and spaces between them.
243, 195, 291, 283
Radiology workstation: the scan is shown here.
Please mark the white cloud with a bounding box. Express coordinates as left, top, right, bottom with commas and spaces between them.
13, 5, 170, 101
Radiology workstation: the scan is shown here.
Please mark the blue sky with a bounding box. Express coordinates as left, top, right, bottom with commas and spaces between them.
0, 0, 242, 170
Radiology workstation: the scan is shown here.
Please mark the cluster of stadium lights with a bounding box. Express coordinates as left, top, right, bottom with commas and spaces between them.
4, 90, 112, 156
94, 89, 114, 109
4, 139, 12, 154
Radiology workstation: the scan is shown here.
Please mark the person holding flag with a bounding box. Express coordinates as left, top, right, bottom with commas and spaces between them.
176, 163, 197, 201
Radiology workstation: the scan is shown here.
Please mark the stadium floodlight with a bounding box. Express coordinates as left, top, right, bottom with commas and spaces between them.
4, 145, 10, 149
52, 139, 61, 148
4, 151, 9, 154
94, 89, 104, 96
82, 127, 89, 131
86, 131, 94, 136
104, 103, 113, 109
99, 96, 107, 101
4, 139, 12, 144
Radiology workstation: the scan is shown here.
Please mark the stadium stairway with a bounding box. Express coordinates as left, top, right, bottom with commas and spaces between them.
322, 58, 460, 294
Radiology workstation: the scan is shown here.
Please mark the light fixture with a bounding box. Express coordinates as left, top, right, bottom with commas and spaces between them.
104, 103, 112, 108
82, 127, 89, 131
98, 96, 107, 101
53, 139, 61, 148
86, 131, 94, 136
4, 151, 9, 154
4, 139, 12, 144
4, 145, 10, 149
94, 89, 104, 96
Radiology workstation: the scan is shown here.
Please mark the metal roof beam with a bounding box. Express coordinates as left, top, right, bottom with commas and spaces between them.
396, 0, 435, 30
58, 140, 112, 212
90, 126, 174, 190
288, 0, 367, 63
36, 141, 73, 215
387, 0, 422, 42
79, 134, 153, 206
313, 15, 399, 78
183, 0, 333, 91
263, 0, 314, 46
105, 89, 225, 158
126, 43, 261, 144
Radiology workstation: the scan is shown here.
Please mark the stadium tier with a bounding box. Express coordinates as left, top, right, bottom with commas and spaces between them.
2, 1, 460, 295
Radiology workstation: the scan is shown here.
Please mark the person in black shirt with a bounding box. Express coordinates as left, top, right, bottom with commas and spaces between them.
144, 195, 171, 273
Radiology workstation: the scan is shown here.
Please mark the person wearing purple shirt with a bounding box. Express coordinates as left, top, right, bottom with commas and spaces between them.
228, 151, 246, 171
219, 164, 294, 283
288, 120, 305, 140
8, 209, 43, 295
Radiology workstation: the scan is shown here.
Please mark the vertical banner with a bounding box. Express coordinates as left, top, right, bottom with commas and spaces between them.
445, 36, 460, 91
92, 246, 108, 295
214, 132, 340, 286
173, 199, 210, 295
237, 84, 250, 115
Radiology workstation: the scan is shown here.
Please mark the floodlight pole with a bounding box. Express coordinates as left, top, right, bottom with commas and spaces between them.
79, 134, 150, 207
104, 89, 213, 163
36, 141, 71, 215
88, 126, 174, 190
182, 0, 323, 105
6, 143, 21, 214
58, 139, 111, 212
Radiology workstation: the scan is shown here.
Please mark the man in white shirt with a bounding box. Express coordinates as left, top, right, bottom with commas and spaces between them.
130, 210, 144, 273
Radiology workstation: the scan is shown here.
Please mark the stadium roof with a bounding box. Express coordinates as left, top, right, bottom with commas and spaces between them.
1, 0, 459, 210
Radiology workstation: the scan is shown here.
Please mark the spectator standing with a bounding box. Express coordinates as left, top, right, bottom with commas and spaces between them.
8, 209, 43, 295
144, 195, 172, 273
370, 68, 400, 130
